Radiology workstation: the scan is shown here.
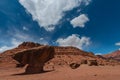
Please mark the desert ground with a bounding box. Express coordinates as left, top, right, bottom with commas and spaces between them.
0, 65, 120, 80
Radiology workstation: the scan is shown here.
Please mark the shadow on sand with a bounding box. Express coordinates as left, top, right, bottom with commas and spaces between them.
12, 70, 54, 76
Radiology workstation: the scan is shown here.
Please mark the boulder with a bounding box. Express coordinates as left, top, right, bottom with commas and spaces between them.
88, 60, 98, 66
69, 63, 80, 69
13, 46, 55, 74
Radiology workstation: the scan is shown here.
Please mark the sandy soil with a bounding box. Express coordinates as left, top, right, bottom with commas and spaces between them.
0, 65, 120, 80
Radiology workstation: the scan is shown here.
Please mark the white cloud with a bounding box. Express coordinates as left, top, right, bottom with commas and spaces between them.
11, 38, 22, 47
19, 0, 91, 31
39, 38, 48, 45
0, 46, 11, 53
70, 14, 89, 28
1, 28, 33, 53
115, 42, 120, 46
115, 42, 120, 50
95, 53, 102, 55
40, 38, 44, 41
23, 26, 29, 31
14, 32, 31, 40
56, 34, 90, 49
8, 28, 32, 41
0, 39, 22, 53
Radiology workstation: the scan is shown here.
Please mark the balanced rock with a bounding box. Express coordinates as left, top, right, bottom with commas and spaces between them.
13, 46, 55, 74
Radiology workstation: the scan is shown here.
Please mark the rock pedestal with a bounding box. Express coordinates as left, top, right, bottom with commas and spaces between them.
13, 46, 55, 74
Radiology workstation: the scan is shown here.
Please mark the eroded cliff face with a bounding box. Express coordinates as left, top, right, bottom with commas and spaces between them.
47, 46, 98, 66
54, 46, 96, 58
13, 46, 55, 74
103, 50, 120, 61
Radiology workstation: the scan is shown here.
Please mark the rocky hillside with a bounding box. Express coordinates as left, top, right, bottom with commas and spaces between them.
103, 50, 120, 61
0, 42, 120, 73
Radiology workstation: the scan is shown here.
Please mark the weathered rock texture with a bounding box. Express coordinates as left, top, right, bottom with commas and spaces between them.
18, 42, 41, 49
103, 50, 120, 61
69, 63, 80, 69
0, 42, 43, 68
87, 60, 98, 66
0, 42, 120, 73
48, 46, 100, 67
81, 59, 88, 64
54, 46, 95, 57
13, 46, 55, 74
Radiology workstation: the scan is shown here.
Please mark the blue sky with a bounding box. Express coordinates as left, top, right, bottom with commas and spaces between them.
0, 0, 120, 54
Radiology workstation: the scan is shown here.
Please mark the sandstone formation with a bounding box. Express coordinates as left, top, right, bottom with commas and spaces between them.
0, 42, 120, 74
0, 42, 43, 68
18, 42, 42, 49
81, 59, 88, 64
49, 46, 98, 67
103, 50, 120, 61
13, 46, 55, 74
54, 46, 95, 58
87, 60, 98, 66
